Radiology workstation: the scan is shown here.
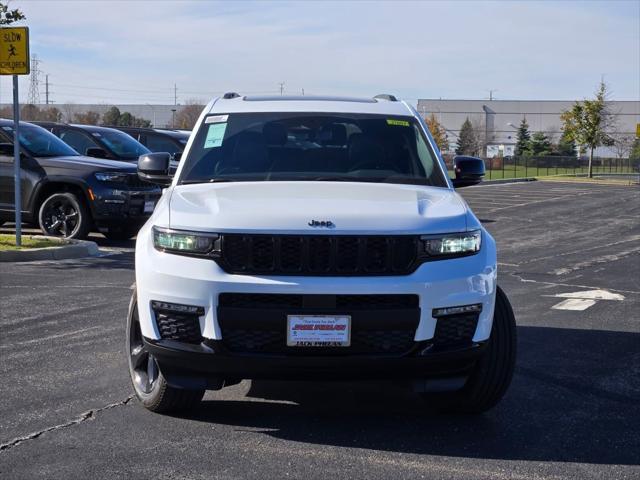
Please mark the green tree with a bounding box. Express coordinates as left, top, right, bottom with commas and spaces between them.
561, 81, 615, 178
0, 2, 26, 24
102, 106, 122, 126
514, 118, 531, 156
118, 111, 134, 126
425, 113, 449, 152
630, 138, 640, 161
554, 130, 577, 157
527, 131, 552, 157
456, 118, 477, 155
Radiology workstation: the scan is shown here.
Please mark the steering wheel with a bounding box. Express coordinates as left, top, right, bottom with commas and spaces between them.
348, 159, 398, 172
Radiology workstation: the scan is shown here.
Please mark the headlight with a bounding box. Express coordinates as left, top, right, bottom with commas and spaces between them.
153, 227, 220, 257
95, 172, 131, 183
420, 230, 481, 258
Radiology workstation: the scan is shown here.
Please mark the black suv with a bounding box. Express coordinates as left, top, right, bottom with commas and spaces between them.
112, 126, 189, 157
0, 120, 161, 240
33, 122, 150, 163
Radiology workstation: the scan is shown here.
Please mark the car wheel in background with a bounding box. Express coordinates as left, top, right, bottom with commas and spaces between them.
126, 290, 205, 413
422, 286, 517, 414
38, 192, 91, 239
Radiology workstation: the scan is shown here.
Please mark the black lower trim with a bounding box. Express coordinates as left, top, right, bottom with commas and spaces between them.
143, 337, 486, 382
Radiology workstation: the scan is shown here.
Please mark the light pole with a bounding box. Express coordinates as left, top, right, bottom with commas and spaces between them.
146, 103, 156, 127
171, 108, 177, 129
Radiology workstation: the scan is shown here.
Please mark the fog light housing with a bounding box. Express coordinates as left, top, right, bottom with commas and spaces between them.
151, 300, 204, 316
432, 303, 482, 318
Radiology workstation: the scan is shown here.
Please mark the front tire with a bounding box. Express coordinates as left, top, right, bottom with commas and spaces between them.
126, 290, 204, 413
38, 192, 91, 239
423, 286, 517, 413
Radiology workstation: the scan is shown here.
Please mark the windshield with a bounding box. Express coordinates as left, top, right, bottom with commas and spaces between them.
93, 128, 150, 159
1, 124, 79, 157
179, 112, 447, 187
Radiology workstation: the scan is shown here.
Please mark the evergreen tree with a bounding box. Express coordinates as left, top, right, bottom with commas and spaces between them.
102, 106, 122, 126
528, 131, 552, 156
554, 131, 577, 157
456, 118, 476, 155
514, 118, 531, 156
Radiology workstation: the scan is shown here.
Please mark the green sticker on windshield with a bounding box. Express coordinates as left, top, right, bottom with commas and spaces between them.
386, 119, 410, 127
204, 123, 227, 148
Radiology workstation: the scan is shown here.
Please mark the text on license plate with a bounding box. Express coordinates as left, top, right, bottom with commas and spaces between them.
287, 315, 351, 347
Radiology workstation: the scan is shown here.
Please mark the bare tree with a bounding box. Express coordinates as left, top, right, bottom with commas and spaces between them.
611, 132, 635, 159
174, 100, 205, 130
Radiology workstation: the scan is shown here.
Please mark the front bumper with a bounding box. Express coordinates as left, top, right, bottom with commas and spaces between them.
144, 336, 487, 386
90, 185, 161, 227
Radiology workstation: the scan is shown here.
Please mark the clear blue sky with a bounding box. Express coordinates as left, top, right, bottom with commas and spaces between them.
1, 0, 638, 105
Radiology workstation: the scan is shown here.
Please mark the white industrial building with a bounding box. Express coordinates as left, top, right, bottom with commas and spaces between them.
417, 99, 639, 157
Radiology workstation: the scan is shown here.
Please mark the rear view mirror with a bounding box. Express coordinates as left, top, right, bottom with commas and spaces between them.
451, 156, 485, 188
86, 147, 109, 159
138, 152, 173, 186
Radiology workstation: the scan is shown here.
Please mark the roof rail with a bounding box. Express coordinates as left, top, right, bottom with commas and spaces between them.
374, 94, 398, 102
222, 92, 241, 99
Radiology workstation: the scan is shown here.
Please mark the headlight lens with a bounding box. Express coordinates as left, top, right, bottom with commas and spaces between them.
420, 230, 481, 257
153, 227, 220, 256
95, 172, 131, 184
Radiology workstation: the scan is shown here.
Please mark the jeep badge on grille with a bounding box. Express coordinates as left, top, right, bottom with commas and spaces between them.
308, 220, 334, 228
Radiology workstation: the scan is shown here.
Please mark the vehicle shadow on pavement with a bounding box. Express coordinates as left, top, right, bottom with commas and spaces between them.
186, 326, 640, 466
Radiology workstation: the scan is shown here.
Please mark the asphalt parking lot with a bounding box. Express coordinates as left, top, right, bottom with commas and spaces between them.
1, 180, 639, 480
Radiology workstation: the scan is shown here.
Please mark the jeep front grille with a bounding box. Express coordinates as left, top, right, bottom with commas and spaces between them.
218, 234, 419, 276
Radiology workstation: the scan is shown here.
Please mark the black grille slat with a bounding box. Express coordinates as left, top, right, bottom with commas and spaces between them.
218, 234, 418, 276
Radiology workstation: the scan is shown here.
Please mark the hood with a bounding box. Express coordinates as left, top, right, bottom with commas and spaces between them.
169, 182, 468, 234
36, 155, 137, 171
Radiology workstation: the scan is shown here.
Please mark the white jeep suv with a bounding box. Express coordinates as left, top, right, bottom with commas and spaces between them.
127, 93, 516, 414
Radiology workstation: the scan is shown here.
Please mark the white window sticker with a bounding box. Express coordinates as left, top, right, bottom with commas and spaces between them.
204, 123, 227, 148
205, 115, 229, 124
91, 132, 102, 137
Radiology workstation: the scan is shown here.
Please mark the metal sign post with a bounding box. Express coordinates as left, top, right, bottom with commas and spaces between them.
0, 26, 30, 246
12, 74, 21, 245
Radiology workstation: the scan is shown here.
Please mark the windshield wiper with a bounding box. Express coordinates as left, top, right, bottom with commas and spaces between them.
181, 178, 237, 185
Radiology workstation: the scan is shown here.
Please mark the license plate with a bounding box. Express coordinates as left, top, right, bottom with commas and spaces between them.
287, 315, 351, 347
143, 200, 156, 213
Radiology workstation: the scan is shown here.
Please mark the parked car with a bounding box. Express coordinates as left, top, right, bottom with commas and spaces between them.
127, 93, 516, 414
112, 126, 189, 158
0, 119, 161, 240
33, 122, 151, 163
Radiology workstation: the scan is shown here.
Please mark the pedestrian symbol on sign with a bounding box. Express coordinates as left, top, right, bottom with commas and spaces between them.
8, 44, 16, 57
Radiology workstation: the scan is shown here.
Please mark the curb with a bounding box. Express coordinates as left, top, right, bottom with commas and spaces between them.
475, 178, 537, 186
0, 236, 100, 262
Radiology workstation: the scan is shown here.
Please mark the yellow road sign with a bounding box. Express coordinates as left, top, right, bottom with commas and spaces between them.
636, 123, 640, 138
0, 27, 30, 75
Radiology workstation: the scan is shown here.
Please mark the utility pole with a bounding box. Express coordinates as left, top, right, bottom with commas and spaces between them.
45, 74, 49, 105
279, 82, 285, 96
174, 83, 177, 105
488, 89, 498, 101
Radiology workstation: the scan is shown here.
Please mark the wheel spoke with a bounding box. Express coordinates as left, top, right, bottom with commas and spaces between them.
65, 211, 78, 220
146, 356, 158, 390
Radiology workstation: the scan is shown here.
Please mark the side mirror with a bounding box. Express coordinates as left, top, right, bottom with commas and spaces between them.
451, 155, 485, 188
86, 147, 109, 159
138, 152, 173, 186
